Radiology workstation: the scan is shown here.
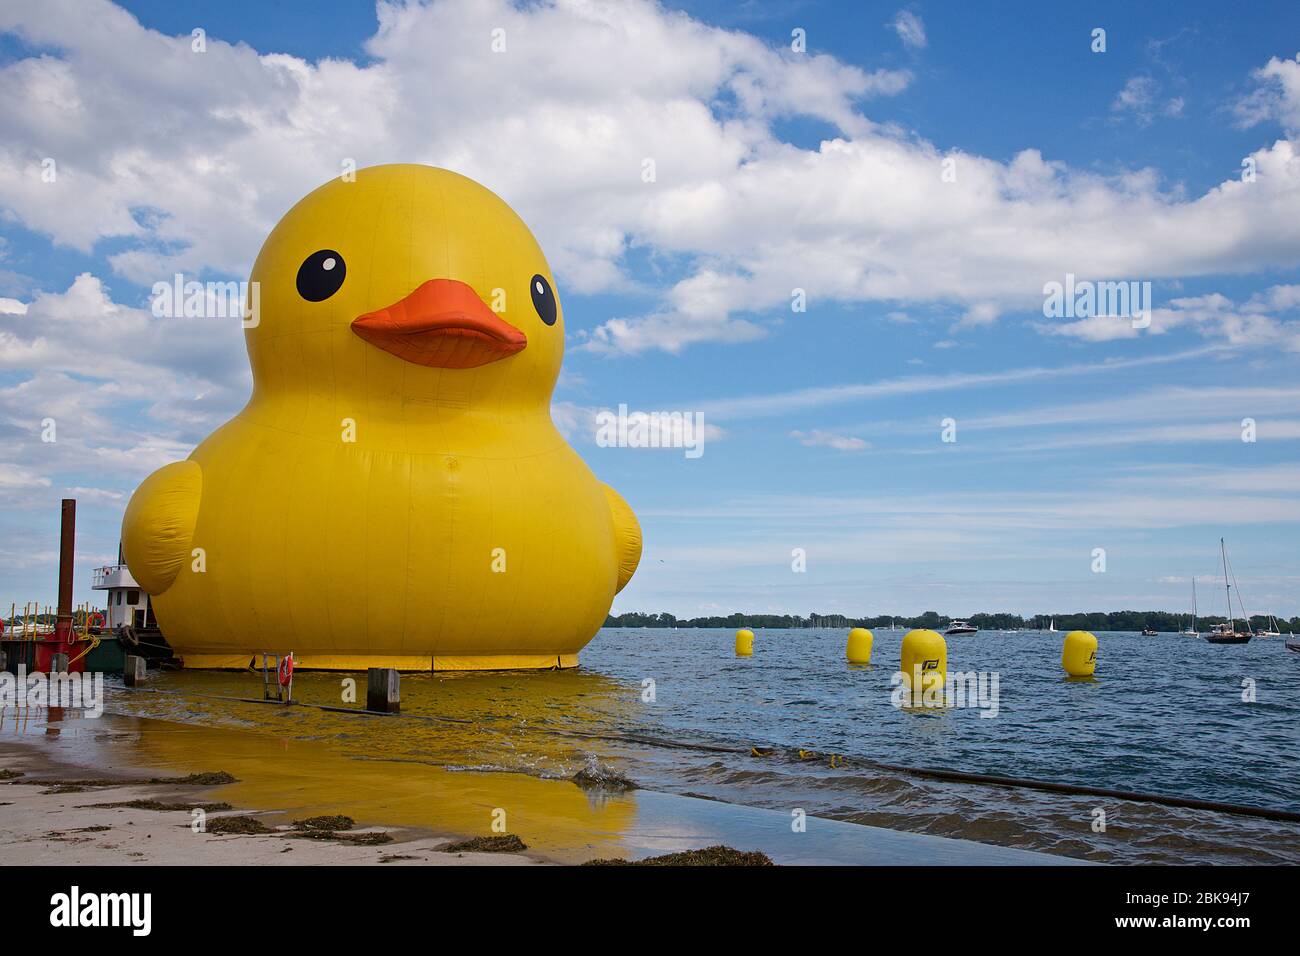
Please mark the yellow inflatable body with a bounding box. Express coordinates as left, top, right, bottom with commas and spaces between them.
123, 165, 641, 671
845, 627, 872, 664
900, 628, 947, 700
1061, 630, 1098, 677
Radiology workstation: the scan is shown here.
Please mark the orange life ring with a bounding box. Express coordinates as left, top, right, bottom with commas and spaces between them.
278, 653, 294, 687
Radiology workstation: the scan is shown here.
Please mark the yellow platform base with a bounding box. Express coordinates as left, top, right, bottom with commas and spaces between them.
176, 652, 580, 672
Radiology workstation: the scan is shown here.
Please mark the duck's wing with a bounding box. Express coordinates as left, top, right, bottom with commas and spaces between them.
122, 460, 203, 596
601, 483, 642, 594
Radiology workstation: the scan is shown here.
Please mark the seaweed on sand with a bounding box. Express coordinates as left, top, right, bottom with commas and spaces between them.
282, 829, 392, 845
46, 825, 112, 837
439, 834, 528, 853
84, 799, 234, 812
583, 845, 774, 866
36, 770, 237, 794
204, 815, 274, 835
150, 771, 237, 786
292, 814, 355, 831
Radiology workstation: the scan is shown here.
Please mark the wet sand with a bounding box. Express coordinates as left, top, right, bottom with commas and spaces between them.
0, 744, 542, 866
0, 708, 1079, 865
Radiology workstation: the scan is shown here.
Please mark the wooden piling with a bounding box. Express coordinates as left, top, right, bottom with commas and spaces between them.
54, 499, 75, 643
124, 654, 146, 687
51, 653, 69, 673
366, 668, 400, 713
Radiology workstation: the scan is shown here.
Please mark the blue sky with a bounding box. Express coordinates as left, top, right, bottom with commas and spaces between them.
2, 0, 1299, 620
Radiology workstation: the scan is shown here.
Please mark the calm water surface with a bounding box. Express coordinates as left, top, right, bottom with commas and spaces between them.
103, 627, 1300, 864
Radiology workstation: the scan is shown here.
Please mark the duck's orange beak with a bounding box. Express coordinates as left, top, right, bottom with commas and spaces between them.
351, 279, 527, 368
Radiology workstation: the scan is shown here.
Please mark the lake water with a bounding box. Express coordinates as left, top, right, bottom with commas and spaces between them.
101, 627, 1300, 864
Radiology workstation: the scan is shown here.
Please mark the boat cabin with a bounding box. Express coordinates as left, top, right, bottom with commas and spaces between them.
91, 563, 156, 630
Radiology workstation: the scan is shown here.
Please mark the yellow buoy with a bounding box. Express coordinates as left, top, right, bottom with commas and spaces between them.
846, 627, 873, 664
900, 628, 947, 703
735, 628, 754, 656
1062, 630, 1098, 677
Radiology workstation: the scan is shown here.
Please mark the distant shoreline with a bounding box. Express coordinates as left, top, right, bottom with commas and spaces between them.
605, 611, 1295, 633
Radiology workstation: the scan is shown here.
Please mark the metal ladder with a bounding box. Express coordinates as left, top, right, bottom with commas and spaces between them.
260, 652, 292, 703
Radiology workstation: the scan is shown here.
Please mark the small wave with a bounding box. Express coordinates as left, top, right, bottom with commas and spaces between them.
571, 755, 637, 792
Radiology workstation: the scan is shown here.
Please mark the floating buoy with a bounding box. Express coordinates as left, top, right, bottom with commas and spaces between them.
900, 628, 947, 701
735, 629, 754, 656
1062, 630, 1097, 677
846, 627, 873, 664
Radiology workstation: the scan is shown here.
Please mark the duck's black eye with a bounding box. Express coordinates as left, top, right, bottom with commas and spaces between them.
296, 250, 346, 302
530, 273, 557, 326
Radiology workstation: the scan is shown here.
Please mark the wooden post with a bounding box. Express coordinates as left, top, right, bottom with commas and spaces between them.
51, 652, 69, 673
54, 500, 75, 644
124, 655, 146, 688
366, 668, 400, 713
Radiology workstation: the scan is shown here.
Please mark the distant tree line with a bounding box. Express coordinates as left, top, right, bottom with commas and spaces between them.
603, 610, 1297, 633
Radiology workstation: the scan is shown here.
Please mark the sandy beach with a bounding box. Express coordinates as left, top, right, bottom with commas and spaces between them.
0, 743, 544, 866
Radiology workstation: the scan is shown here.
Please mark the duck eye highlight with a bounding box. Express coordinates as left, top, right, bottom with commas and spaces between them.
297, 249, 347, 302
530, 273, 557, 326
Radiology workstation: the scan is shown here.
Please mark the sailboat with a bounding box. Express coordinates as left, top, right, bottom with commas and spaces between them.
1181, 579, 1199, 636
1256, 615, 1282, 638
1205, 538, 1252, 645
1046, 617, 1057, 633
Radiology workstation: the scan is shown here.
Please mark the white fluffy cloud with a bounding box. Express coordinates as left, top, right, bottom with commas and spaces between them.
1235, 55, 1300, 132
0, 0, 1299, 360
1111, 75, 1184, 123
890, 10, 927, 50
0, 274, 247, 514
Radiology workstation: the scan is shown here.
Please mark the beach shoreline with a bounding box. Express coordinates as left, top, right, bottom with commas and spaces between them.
0, 707, 1086, 866
0, 742, 546, 866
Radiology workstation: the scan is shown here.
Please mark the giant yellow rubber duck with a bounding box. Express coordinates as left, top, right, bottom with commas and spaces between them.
122, 164, 641, 670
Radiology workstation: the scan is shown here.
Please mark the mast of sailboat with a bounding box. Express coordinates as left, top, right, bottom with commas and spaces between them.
1221, 537, 1234, 633
1191, 577, 1197, 631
